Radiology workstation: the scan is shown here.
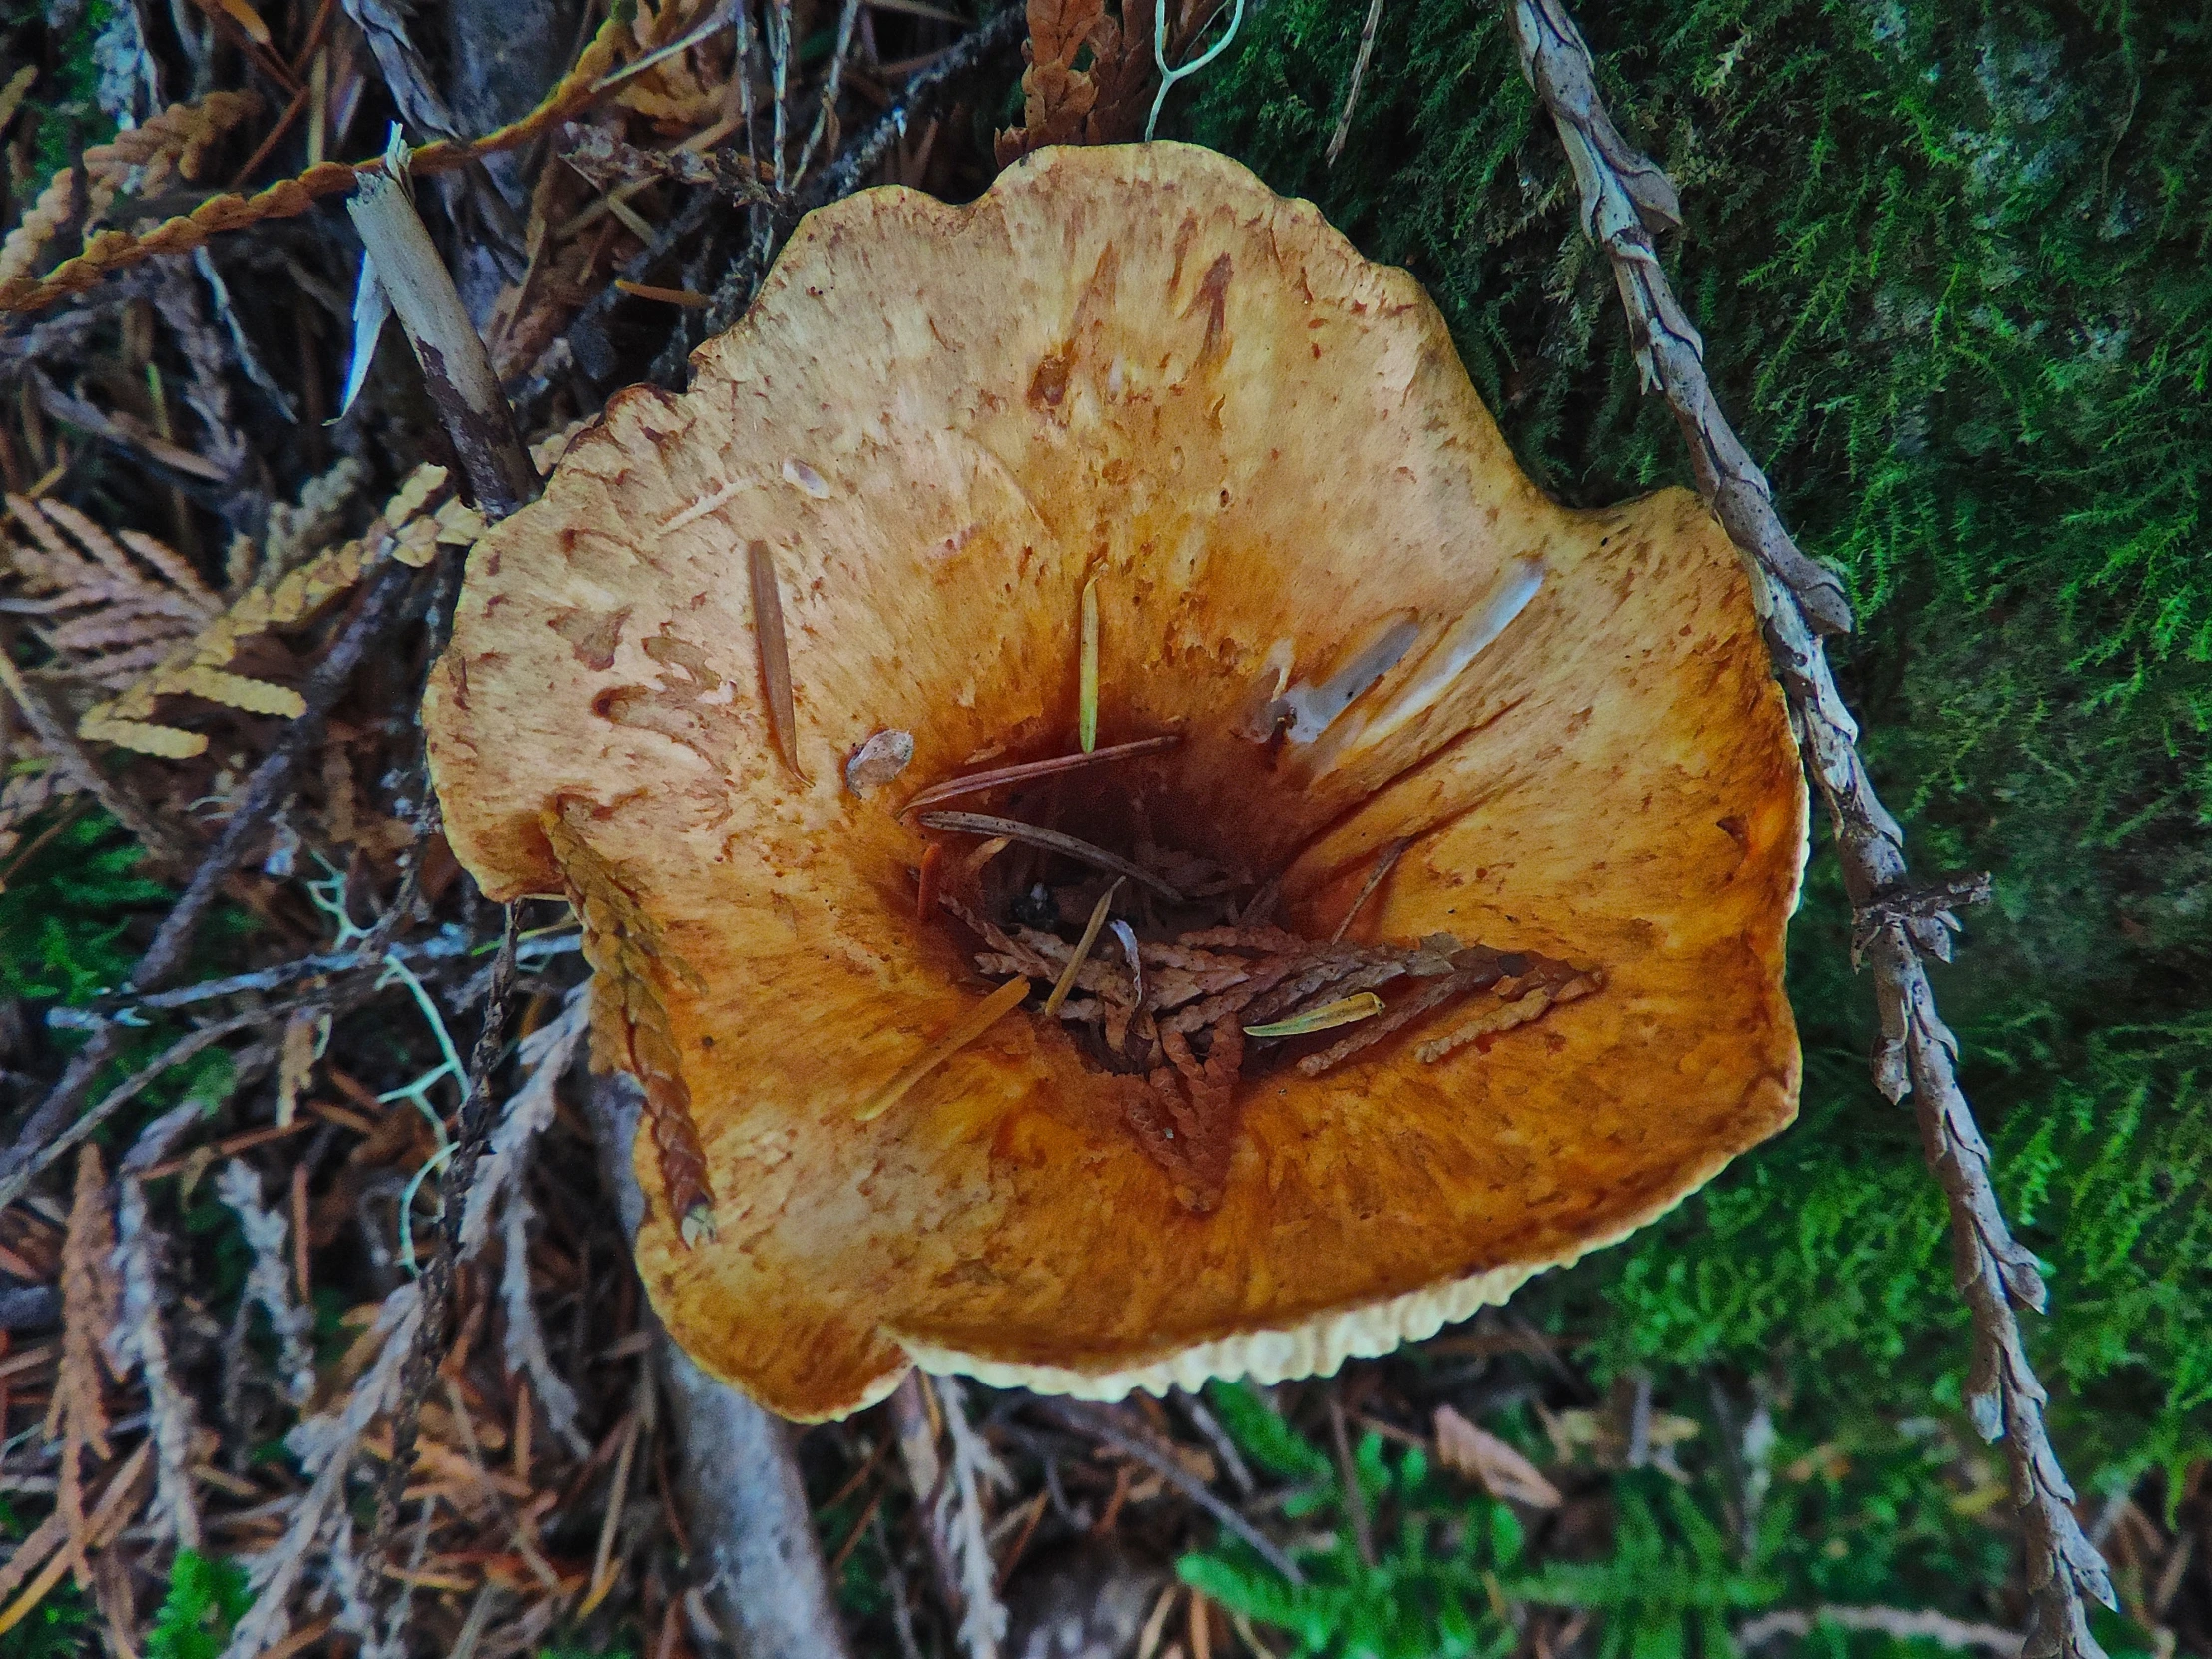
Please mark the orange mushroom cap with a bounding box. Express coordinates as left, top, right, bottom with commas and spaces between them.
424, 144, 1806, 1421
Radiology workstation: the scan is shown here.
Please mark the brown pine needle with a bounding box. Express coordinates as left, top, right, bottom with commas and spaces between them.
899, 734, 1182, 816
1079, 575, 1100, 752
1331, 836, 1411, 943
857, 975, 1033, 1122
917, 811, 1186, 903
748, 539, 801, 779
614, 278, 710, 307
1244, 992, 1383, 1038
1043, 879, 1124, 1017
577, 1407, 641, 1618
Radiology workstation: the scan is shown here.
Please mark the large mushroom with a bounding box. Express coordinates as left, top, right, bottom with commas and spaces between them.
424, 144, 1806, 1421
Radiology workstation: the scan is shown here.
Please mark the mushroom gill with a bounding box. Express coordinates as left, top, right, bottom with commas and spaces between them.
423, 143, 1807, 1421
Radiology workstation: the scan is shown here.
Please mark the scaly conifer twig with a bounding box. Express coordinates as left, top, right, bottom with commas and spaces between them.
0, 552, 424, 1190
372, 906, 519, 1558
1503, 6, 2113, 1656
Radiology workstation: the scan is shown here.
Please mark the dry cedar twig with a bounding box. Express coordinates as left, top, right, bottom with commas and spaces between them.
0, 1003, 281, 1214
560, 125, 777, 202
223, 1284, 424, 1659
792, 0, 864, 182
1326, 0, 1387, 166
1506, 6, 2113, 1655
1739, 1607, 2026, 1656
0, 91, 264, 288
372, 906, 519, 1556
0, 650, 192, 866
64, 463, 458, 759
663, 5, 1030, 361
151, 260, 254, 483
46, 924, 581, 1030
215, 1159, 318, 1406
993, 0, 1179, 164
0, 767, 84, 884
0, 551, 425, 1191
1036, 1398, 1305, 1585
0, 490, 274, 763
444, 991, 593, 1449
937, 1374, 1013, 1659
48, 1146, 119, 1586
805, 6, 1029, 212
106, 1102, 209, 1551
0, 3, 632, 315
340, 0, 464, 139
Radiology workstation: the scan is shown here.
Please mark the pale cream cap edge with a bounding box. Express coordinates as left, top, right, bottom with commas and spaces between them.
896, 1258, 1546, 1402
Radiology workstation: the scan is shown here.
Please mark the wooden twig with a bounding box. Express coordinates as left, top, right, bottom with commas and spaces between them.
889, 1373, 964, 1626
45, 928, 579, 1029
585, 1073, 856, 1659
1325, 0, 1385, 167
792, 0, 863, 183
634, 7, 1026, 366
1739, 1607, 2024, 1656
1851, 872, 1993, 967
0, 6, 632, 316
0, 1005, 278, 1214
346, 158, 538, 517
805, 6, 1025, 211
372, 905, 520, 1558
1504, 6, 2115, 1656
0, 552, 425, 1191
1506, 0, 1851, 637
1037, 1400, 1305, 1585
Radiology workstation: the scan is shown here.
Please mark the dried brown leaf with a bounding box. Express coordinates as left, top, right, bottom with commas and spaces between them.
1432, 1405, 1562, 1507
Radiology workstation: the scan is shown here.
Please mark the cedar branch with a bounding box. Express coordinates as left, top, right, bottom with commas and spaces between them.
372, 906, 520, 1559
0, 5, 631, 316
1505, 6, 2114, 1656
0, 553, 424, 1192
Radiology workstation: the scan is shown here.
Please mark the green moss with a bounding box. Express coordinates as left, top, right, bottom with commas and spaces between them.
1188, 0, 2212, 1494
1183, 1382, 2163, 1659
145, 1551, 252, 1659
26, 0, 120, 187
0, 809, 171, 1005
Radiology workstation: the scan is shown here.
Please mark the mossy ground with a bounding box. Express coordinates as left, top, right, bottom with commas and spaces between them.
1189, 0, 2211, 1497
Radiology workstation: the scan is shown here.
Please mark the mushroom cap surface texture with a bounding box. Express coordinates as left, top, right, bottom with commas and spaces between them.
425, 143, 1807, 1422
